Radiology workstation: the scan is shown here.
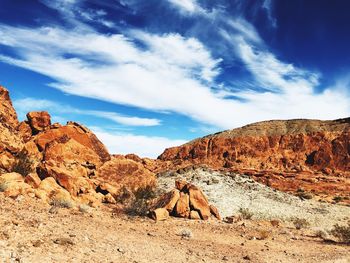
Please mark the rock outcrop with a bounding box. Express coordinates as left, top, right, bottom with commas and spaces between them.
0, 85, 156, 210
159, 119, 350, 201
151, 180, 221, 221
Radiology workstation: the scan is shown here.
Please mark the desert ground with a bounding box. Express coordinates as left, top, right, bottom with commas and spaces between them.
1, 179, 349, 263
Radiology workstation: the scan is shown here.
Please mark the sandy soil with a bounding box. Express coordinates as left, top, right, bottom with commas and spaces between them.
0, 194, 349, 263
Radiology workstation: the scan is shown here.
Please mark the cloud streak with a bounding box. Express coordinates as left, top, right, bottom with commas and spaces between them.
13, 98, 161, 126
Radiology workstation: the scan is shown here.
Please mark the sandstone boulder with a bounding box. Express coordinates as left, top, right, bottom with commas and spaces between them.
26, 111, 51, 134
96, 156, 156, 196
174, 192, 190, 218
24, 173, 41, 188
35, 177, 73, 205
0, 86, 19, 129
190, 210, 201, 220
150, 181, 219, 221
0, 172, 33, 198
150, 208, 169, 221
17, 121, 32, 142
187, 184, 211, 220
34, 122, 110, 163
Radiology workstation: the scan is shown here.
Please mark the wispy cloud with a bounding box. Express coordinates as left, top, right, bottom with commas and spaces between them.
1, 0, 349, 134
167, 0, 203, 14
92, 127, 186, 158
13, 98, 161, 126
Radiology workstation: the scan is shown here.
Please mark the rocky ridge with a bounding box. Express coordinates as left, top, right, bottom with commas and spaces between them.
0, 85, 156, 209
158, 119, 350, 202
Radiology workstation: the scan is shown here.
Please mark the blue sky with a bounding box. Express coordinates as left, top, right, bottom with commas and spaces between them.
0, 0, 349, 157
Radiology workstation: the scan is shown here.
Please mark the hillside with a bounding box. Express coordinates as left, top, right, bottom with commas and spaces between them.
159, 118, 350, 202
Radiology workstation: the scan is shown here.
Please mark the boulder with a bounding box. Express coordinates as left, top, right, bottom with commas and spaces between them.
96, 156, 156, 196
17, 121, 32, 142
38, 136, 102, 196
24, 172, 41, 188
175, 180, 187, 191
0, 172, 33, 198
153, 189, 180, 212
34, 122, 110, 163
174, 192, 190, 218
210, 204, 221, 220
35, 177, 72, 204
188, 184, 211, 220
190, 210, 201, 220
150, 208, 169, 221
26, 111, 51, 134
0, 86, 19, 129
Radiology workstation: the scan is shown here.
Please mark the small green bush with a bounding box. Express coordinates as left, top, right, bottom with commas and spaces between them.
331, 222, 350, 244
292, 217, 309, 230
11, 150, 33, 177
125, 186, 157, 216
239, 208, 254, 220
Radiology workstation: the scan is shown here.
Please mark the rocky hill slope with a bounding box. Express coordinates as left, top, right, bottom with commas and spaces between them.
159, 119, 350, 202
0, 85, 156, 208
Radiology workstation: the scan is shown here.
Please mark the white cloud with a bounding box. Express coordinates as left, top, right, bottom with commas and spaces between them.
167, 0, 203, 13
92, 127, 186, 158
13, 98, 161, 126
0, 5, 349, 135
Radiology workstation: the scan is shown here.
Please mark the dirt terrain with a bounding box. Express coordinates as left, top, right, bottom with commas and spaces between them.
0, 194, 349, 263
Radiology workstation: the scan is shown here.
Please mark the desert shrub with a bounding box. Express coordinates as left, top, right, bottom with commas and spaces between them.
125, 186, 157, 216
0, 182, 9, 192
239, 208, 254, 220
330, 222, 350, 244
11, 150, 33, 177
296, 188, 313, 200
333, 196, 343, 203
178, 229, 193, 239
50, 198, 74, 209
292, 217, 309, 230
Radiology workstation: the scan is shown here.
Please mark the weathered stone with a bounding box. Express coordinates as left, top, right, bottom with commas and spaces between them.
104, 193, 117, 204
150, 208, 169, 221
0, 85, 19, 129
24, 173, 41, 188
188, 184, 211, 220
153, 189, 180, 212
26, 111, 51, 134
158, 118, 350, 201
17, 121, 32, 142
210, 204, 221, 220
175, 180, 187, 191
34, 122, 110, 162
35, 177, 72, 204
96, 156, 156, 196
0, 172, 33, 198
190, 210, 201, 220
174, 192, 190, 218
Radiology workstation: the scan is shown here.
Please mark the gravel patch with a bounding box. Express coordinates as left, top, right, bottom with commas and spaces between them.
157, 168, 350, 229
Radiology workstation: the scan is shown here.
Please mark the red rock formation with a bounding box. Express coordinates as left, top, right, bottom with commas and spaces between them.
26, 111, 51, 134
0, 85, 19, 129
158, 119, 350, 201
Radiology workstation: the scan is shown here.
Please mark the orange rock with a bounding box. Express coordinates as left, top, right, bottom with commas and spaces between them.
24, 173, 41, 188
158, 118, 350, 201
174, 192, 190, 218
209, 205, 221, 220
17, 121, 32, 142
188, 184, 210, 220
0, 85, 19, 129
175, 180, 187, 191
150, 208, 169, 221
0, 172, 33, 198
26, 111, 51, 134
96, 156, 156, 196
153, 189, 180, 212
34, 122, 110, 163
190, 210, 201, 220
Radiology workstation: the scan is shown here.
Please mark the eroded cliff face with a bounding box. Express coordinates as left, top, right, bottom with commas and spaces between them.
158, 119, 350, 201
